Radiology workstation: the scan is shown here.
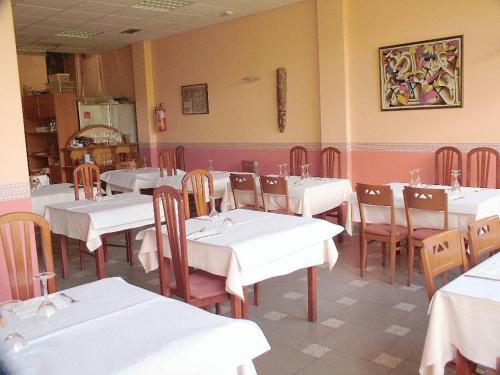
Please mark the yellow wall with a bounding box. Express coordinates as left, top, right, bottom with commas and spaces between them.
151, 0, 320, 144
348, 0, 500, 143
1, 0, 29, 185
17, 53, 47, 93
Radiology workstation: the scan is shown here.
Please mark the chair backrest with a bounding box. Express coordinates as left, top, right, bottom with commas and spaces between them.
321, 147, 341, 178
181, 169, 214, 218
0, 212, 56, 300
175, 145, 185, 171
260, 175, 290, 214
435, 146, 462, 185
290, 146, 308, 176
467, 215, 500, 267
403, 186, 448, 233
159, 150, 177, 177
152, 186, 190, 301
73, 163, 100, 200
230, 173, 259, 210
421, 229, 468, 300
115, 160, 136, 170
466, 147, 499, 188
241, 160, 258, 174
356, 183, 396, 231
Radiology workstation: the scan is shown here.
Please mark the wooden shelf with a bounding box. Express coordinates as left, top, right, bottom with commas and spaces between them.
25, 131, 58, 135
28, 153, 59, 159
67, 143, 137, 151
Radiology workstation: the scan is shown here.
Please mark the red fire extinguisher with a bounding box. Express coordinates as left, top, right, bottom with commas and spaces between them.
155, 103, 168, 132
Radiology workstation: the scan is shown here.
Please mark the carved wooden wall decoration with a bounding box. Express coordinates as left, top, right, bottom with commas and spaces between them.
276, 67, 287, 133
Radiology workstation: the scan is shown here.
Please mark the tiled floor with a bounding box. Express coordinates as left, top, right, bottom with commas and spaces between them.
53, 231, 458, 375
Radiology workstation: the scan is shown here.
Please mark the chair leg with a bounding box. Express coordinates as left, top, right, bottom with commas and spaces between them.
381, 242, 386, 267
253, 283, 259, 305
215, 303, 221, 315
389, 240, 397, 284
102, 237, 109, 263
360, 234, 368, 277
407, 241, 415, 287
125, 230, 133, 266
79, 241, 85, 270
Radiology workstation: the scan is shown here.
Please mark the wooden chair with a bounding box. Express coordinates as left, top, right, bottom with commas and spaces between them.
73, 164, 133, 272
356, 183, 407, 284
466, 147, 499, 188
421, 229, 468, 300
152, 186, 230, 314
0, 212, 56, 300
181, 169, 214, 218
159, 149, 177, 177
176, 145, 185, 171
290, 146, 308, 176
241, 160, 258, 174
403, 186, 448, 286
435, 146, 462, 185
260, 175, 292, 215
230, 173, 260, 210
456, 351, 500, 375
115, 160, 136, 170
320, 147, 344, 243
467, 215, 500, 267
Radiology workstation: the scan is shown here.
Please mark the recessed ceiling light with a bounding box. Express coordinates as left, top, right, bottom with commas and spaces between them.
55, 29, 100, 38
121, 29, 141, 34
132, 0, 193, 12
216, 10, 234, 17
17, 43, 59, 52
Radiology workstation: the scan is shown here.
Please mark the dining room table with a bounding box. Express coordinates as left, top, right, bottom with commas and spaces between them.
44, 193, 155, 279
137, 209, 344, 322
350, 183, 500, 233
100, 167, 230, 199
30, 183, 95, 216
419, 252, 500, 375
0, 277, 270, 375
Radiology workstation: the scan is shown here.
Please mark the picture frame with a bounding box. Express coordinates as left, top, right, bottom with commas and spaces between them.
181, 84, 209, 115
379, 35, 463, 111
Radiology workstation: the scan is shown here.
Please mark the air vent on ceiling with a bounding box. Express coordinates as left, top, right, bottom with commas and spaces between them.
55, 29, 100, 38
132, 0, 194, 12
121, 29, 141, 34
17, 43, 59, 53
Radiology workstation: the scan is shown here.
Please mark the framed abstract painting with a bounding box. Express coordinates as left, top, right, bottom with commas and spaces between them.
379, 35, 463, 111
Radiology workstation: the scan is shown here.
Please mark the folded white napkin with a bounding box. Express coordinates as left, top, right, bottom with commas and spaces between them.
16, 294, 72, 319
186, 229, 221, 241
467, 258, 500, 281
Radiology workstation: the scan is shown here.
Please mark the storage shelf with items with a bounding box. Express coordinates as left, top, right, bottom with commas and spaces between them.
63, 125, 139, 180
22, 92, 79, 183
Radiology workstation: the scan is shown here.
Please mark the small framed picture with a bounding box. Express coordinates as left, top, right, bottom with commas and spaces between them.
181, 84, 209, 115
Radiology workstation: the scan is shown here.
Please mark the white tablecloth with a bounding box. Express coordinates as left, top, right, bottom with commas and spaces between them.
45, 193, 155, 251
351, 183, 500, 233
221, 176, 352, 226
419, 252, 500, 375
137, 209, 343, 299
1, 277, 270, 375
101, 168, 229, 199
31, 183, 75, 216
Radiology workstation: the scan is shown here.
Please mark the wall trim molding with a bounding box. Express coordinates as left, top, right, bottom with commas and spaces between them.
0, 182, 30, 202
140, 142, 499, 153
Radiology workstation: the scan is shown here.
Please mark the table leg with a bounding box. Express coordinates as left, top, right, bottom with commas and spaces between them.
230, 295, 243, 319
242, 288, 249, 319
307, 266, 317, 322
95, 246, 106, 279
59, 235, 68, 279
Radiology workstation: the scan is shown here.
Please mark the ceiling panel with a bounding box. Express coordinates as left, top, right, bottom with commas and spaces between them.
13, 0, 304, 53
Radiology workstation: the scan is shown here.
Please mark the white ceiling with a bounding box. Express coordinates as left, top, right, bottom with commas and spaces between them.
13, 0, 303, 54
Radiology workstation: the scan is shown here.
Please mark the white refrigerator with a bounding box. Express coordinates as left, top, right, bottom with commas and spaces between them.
78, 103, 138, 143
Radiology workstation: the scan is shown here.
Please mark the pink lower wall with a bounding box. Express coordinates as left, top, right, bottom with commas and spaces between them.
0, 198, 31, 215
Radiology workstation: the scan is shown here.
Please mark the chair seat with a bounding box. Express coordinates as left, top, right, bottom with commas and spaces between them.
168, 271, 227, 300
268, 208, 291, 215
412, 228, 442, 241
365, 223, 407, 237
239, 205, 260, 211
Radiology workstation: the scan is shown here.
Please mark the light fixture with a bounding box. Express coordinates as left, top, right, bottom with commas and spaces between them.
17, 43, 59, 52
132, 0, 193, 12
55, 29, 100, 38
216, 10, 234, 17
242, 76, 260, 83
121, 29, 141, 34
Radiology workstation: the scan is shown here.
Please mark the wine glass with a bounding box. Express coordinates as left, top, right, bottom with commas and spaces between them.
282, 163, 289, 178
33, 272, 57, 321
208, 160, 214, 172
252, 161, 259, 175
222, 217, 234, 231
409, 168, 423, 187
300, 165, 306, 179
208, 195, 219, 219
278, 164, 284, 177
450, 170, 461, 191
304, 164, 311, 179
0, 300, 26, 353
142, 156, 148, 168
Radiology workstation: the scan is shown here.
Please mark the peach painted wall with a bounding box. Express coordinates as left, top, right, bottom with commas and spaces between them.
150, 0, 320, 145
17, 53, 47, 93
100, 46, 136, 102
347, 0, 500, 143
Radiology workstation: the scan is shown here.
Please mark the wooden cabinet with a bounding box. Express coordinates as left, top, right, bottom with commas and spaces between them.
23, 93, 79, 183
